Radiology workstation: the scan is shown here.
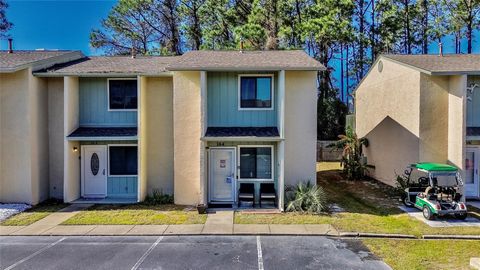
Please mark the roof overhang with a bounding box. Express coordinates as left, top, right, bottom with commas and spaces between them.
381, 55, 480, 76
0, 51, 84, 73
201, 136, 283, 142
169, 67, 324, 72
33, 71, 174, 77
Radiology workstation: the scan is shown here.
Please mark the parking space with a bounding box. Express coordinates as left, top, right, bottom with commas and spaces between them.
0, 236, 390, 270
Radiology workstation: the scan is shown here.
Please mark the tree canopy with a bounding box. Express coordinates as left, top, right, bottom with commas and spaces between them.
88, 0, 479, 139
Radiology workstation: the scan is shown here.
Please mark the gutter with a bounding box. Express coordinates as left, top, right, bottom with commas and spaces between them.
201, 136, 284, 142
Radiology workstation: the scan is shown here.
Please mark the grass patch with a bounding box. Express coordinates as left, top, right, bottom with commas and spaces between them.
1, 200, 68, 226
235, 162, 480, 236
235, 212, 332, 224
62, 204, 206, 225
364, 239, 480, 270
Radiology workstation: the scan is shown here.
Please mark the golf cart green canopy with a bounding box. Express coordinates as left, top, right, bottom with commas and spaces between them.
412, 163, 458, 172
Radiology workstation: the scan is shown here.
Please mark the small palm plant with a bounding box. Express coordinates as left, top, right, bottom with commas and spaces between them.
329, 127, 373, 180
285, 181, 327, 214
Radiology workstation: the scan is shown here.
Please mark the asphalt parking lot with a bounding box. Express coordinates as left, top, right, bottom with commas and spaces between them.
0, 235, 391, 270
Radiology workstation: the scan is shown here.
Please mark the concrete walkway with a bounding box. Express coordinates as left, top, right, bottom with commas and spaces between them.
1, 204, 92, 236
0, 223, 339, 236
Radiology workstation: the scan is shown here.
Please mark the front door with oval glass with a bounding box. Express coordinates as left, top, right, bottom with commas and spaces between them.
82, 145, 107, 198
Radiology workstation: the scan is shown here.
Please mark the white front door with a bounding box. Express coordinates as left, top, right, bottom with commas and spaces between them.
465, 148, 480, 198
82, 145, 107, 198
209, 148, 236, 203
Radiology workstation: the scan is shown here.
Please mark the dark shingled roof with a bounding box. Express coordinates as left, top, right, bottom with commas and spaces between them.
68, 127, 137, 138
205, 127, 280, 137
167, 50, 325, 71
38, 56, 180, 76
0, 50, 83, 72
467, 127, 480, 137
382, 54, 480, 74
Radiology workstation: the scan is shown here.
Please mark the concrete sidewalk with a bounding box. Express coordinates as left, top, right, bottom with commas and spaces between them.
0, 223, 339, 236
0, 209, 340, 236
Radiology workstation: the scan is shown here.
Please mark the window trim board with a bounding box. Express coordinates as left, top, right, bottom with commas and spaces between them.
237, 145, 275, 181
107, 78, 139, 112
107, 143, 139, 177
237, 74, 275, 111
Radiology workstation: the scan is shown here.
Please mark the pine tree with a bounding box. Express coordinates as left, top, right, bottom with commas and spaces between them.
444, 0, 480, 53
0, 0, 12, 39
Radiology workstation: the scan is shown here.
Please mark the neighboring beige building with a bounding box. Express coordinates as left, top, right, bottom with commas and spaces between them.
1, 49, 322, 210
355, 54, 480, 199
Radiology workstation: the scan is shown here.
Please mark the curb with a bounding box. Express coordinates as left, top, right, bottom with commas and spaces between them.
338, 232, 417, 239
423, 235, 480, 240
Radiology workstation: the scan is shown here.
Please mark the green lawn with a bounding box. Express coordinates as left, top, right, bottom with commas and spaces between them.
235, 162, 480, 237
62, 204, 207, 225
364, 239, 480, 270
1, 200, 69, 226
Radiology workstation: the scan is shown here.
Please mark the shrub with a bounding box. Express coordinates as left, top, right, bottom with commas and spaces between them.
394, 173, 409, 196
329, 127, 374, 180
144, 189, 174, 205
285, 181, 327, 214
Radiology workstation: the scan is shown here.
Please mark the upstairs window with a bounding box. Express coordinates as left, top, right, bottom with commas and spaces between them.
108, 79, 137, 110
109, 145, 138, 176
239, 146, 273, 180
239, 75, 273, 109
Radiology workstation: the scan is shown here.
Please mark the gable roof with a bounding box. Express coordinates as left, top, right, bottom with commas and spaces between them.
167, 50, 325, 71
36, 56, 180, 76
0, 50, 84, 73
382, 54, 480, 75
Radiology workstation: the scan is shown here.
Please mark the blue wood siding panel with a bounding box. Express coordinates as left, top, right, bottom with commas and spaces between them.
467, 76, 480, 127
107, 176, 137, 198
207, 72, 277, 127
79, 78, 137, 127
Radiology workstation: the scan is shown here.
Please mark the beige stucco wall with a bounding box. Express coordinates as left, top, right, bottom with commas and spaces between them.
356, 57, 468, 186
138, 76, 147, 201
29, 72, 50, 204
173, 71, 202, 205
0, 69, 33, 203
356, 58, 422, 138
356, 58, 423, 184
363, 117, 420, 185
63, 76, 80, 202
48, 78, 64, 199
144, 77, 174, 195
284, 71, 317, 186
448, 75, 467, 171
419, 74, 449, 163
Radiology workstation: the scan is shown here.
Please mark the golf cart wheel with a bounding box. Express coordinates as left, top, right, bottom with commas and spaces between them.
455, 213, 467, 220
422, 206, 435, 220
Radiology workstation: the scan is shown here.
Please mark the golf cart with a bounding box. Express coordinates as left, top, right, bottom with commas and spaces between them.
402, 163, 468, 220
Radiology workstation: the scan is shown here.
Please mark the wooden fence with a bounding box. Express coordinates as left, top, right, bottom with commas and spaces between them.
317, 140, 342, 161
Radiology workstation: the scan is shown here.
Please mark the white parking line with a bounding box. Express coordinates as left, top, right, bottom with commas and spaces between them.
131, 236, 163, 270
4, 237, 66, 270
256, 236, 264, 270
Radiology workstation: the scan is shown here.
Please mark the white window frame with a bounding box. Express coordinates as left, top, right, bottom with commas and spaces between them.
237, 145, 274, 181
107, 144, 138, 177
238, 74, 274, 111
107, 78, 138, 112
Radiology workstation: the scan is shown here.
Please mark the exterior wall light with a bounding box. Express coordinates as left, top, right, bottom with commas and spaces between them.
73, 147, 78, 152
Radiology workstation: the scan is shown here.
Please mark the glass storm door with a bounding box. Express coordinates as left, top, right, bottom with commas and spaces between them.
82, 145, 107, 198
465, 148, 480, 198
209, 148, 236, 203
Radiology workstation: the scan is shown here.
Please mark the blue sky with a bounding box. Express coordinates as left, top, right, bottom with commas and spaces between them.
1, 0, 116, 54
